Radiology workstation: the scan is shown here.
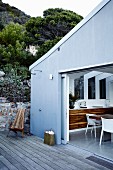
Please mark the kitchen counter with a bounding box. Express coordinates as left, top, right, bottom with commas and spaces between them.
69, 107, 113, 130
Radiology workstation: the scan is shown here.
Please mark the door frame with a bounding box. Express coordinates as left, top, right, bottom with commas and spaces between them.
61, 74, 69, 144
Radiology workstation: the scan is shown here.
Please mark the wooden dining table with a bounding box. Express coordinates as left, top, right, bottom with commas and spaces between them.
89, 114, 113, 120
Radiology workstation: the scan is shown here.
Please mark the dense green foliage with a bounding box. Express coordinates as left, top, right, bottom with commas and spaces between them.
36, 37, 62, 60
25, 8, 83, 59
25, 8, 83, 46
0, 22, 36, 67
0, 1, 83, 102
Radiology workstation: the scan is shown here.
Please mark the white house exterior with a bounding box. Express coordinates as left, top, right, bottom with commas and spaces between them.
29, 0, 113, 144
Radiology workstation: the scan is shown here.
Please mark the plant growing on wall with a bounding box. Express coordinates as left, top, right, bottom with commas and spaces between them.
0, 63, 30, 102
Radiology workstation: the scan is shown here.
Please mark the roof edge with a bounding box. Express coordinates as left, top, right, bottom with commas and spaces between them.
29, 0, 111, 71
59, 61, 113, 74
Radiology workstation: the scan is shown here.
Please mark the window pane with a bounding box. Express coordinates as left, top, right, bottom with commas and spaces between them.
88, 77, 95, 99
74, 76, 84, 99
100, 78, 106, 99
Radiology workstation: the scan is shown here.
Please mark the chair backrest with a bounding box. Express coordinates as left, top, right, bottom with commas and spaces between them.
86, 114, 96, 125
101, 117, 113, 133
10, 108, 25, 130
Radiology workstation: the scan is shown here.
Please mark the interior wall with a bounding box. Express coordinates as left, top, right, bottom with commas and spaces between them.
109, 82, 113, 106
69, 70, 113, 108
84, 71, 101, 100
69, 78, 74, 95
107, 76, 113, 106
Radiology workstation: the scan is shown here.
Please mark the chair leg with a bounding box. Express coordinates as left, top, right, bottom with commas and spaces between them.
22, 130, 24, 138
94, 125, 96, 138
91, 126, 93, 134
85, 124, 88, 135
99, 130, 103, 145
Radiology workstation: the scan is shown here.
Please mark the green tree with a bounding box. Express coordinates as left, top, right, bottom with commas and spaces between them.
25, 8, 83, 46
0, 22, 36, 67
36, 37, 61, 59
0, 22, 25, 46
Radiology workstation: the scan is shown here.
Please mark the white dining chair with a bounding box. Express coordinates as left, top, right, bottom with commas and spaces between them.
99, 117, 113, 145
85, 114, 102, 138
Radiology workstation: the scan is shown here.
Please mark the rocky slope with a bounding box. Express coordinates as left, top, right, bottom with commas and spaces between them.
0, 0, 30, 29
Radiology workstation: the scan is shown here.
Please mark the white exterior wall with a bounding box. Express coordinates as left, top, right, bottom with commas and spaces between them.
30, 0, 113, 144
55, 0, 113, 71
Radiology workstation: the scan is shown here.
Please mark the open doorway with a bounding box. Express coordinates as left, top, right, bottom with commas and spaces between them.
63, 64, 113, 160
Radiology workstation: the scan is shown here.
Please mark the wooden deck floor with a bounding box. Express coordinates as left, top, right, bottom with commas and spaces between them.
0, 131, 112, 170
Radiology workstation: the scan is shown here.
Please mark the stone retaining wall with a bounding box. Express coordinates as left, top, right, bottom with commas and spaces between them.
0, 102, 30, 134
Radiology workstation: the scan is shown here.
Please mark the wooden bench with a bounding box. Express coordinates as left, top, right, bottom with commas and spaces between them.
7, 108, 25, 137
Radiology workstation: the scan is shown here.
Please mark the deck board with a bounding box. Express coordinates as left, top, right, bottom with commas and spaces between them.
0, 159, 9, 170
0, 147, 27, 170
0, 131, 111, 170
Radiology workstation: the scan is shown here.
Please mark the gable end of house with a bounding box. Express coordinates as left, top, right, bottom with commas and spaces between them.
29, 0, 111, 71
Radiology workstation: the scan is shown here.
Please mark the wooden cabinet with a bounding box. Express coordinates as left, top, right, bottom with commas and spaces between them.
69, 107, 113, 130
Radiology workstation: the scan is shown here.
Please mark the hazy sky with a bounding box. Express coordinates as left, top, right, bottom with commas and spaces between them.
2, 0, 102, 17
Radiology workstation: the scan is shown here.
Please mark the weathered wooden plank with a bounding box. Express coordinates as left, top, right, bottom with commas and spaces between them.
0, 142, 36, 170
0, 156, 18, 170
0, 136, 77, 170
0, 141, 45, 170
21, 136, 109, 170
0, 135, 80, 170
0, 159, 9, 170
0, 147, 27, 170
0, 131, 111, 170
2, 135, 106, 170
0, 135, 64, 170
22, 139, 108, 170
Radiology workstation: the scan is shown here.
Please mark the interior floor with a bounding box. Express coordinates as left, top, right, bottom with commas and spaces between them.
69, 128, 113, 161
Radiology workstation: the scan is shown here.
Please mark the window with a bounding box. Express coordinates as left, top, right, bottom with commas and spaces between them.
88, 77, 95, 99
99, 78, 106, 99
74, 76, 84, 99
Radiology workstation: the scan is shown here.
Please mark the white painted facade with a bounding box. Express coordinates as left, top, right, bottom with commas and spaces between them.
29, 0, 113, 144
